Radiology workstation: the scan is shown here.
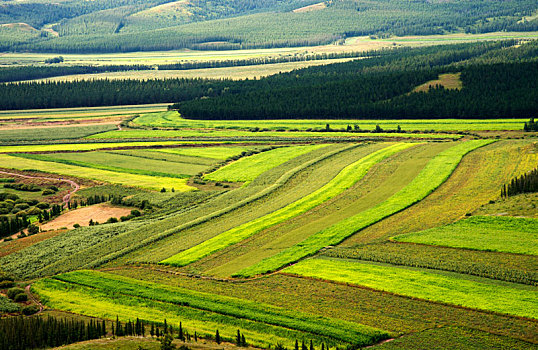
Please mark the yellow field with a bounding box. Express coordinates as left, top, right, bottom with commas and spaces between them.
22, 59, 357, 82
0, 154, 195, 191
0, 104, 169, 121
3, 32, 536, 66
413, 73, 462, 92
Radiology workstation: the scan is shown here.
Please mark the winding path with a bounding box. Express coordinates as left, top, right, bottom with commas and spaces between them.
0, 170, 80, 204
25, 284, 44, 314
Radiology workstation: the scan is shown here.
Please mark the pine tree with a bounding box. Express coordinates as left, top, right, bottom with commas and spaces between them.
178, 322, 184, 341
216, 329, 221, 344
237, 329, 241, 346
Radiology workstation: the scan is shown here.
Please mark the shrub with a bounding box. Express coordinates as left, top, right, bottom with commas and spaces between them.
42, 189, 55, 196
14, 293, 28, 302
36, 202, 50, 209
48, 186, 59, 192
22, 305, 39, 315
130, 210, 141, 217
73, 223, 80, 228
0, 281, 14, 288
7, 287, 25, 300
0, 273, 14, 282
27, 224, 39, 235
106, 217, 118, 224
27, 207, 42, 215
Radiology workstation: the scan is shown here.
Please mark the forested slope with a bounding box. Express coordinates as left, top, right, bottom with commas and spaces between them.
1, 40, 537, 118
1, 0, 537, 52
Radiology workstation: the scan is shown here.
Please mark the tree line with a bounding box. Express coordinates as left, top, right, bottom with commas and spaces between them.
0, 316, 106, 350
0, 50, 374, 83
1, 40, 536, 118
501, 167, 538, 198
524, 118, 538, 132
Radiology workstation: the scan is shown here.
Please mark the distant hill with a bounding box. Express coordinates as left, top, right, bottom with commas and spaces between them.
0, 0, 537, 52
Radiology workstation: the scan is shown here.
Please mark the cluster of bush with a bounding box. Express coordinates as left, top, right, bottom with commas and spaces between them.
3, 183, 40, 192
3, 182, 59, 196
86, 209, 142, 227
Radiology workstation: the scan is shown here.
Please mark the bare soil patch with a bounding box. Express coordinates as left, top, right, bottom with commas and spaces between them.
413, 73, 462, 92
293, 2, 327, 13
40, 203, 133, 230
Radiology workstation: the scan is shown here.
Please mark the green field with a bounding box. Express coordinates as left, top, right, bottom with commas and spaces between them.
236, 140, 493, 277
0, 124, 117, 142
161, 143, 416, 267
284, 258, 538, 319
133, 113, 527, 132
204, 144, 328, 182
393, 216, 538, 255
33, 270, 389, 348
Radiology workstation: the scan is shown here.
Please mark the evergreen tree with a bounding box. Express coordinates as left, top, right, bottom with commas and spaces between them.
216, 329, 221, 344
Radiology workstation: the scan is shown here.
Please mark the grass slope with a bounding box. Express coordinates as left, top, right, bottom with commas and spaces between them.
393, 216, 538, 255
284, 258, 538, 320
235, 140, 494, 276
161, 143, 416, 267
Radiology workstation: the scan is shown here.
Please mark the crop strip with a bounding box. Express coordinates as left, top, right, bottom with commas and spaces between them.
161, 143, 416, 267
235, 140, 494, 277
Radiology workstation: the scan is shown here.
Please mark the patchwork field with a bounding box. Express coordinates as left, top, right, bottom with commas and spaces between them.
0, 102, 537, 349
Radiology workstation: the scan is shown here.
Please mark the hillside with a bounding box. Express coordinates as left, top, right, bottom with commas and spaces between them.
1, 0, 537, 52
